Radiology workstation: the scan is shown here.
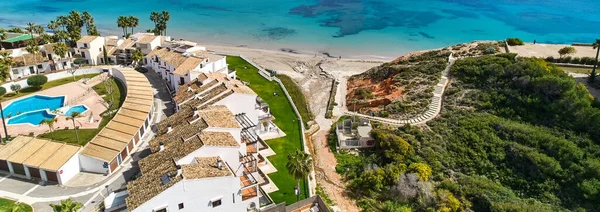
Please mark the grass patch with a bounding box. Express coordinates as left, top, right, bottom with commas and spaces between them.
558, 66, 593, 74
0, 73, 101, 101
229, 56, 309, 204
0, 198, 33, 212
275, 74, 314, 124
38, 77, 126, 145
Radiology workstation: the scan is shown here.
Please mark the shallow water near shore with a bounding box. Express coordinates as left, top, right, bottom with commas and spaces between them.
1, 0, 599, 59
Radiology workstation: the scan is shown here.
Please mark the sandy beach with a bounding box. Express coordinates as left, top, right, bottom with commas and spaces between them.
203, 43, 386, 119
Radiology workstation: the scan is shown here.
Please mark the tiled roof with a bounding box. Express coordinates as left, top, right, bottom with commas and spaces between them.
206, 72, 256, 95
116, 38, 136, 50
200, 105, 241, 129
13, 53, 48, 67
136, 35, 157, 44
181, 156, 233, 179
43, 43, 56, 54
105, 39, 119, 46
77, 35, 99, 43
199, 131, 239, 147
174, 57, 202, 75
80, 68, 153, 162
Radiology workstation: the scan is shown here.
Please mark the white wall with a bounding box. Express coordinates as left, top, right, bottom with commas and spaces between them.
57, 152, 82, 184
0, 67, 106, 94
79, 154, 108, 174
216, 93, 259, 124
133, 177, 258, 212
177, 146, 241, 171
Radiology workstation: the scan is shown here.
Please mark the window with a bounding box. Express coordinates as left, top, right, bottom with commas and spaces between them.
211, 199, 222, 208
178, 203, 184, 209
83, 43, 88, 48
154, 207, 167, 212
63, 62, 67, 67
12, 69, 18, 74
37, 64, 42, 69
81, 52, 86, 58
99, 48, 102, 52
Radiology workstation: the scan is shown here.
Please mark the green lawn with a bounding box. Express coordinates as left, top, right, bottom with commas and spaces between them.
0, 198, 33, 212
229, 56, 309, 204
38, 77, 126, 145
276, 74, 314, 125
1, 73, 101, 101
558, 66, 593, 74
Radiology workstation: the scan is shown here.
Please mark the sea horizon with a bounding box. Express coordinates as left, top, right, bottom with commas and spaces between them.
1, 0, 599, 60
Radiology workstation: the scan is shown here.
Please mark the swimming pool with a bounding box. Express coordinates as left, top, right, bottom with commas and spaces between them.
65, 105, 88, 117
3, 95, 65, 118
7, 110, 57, 126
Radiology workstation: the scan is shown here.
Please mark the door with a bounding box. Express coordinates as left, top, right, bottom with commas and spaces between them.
45, 170, 58, 182
109, 160, 118, 173
128, 141, 134, 153
12, 163, 25, 175
29, 167, 41, 179
0, 160, 8, 172
120, 148, 128, 161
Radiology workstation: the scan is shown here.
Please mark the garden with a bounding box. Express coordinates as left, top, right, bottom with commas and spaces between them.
228, 56, 309, 204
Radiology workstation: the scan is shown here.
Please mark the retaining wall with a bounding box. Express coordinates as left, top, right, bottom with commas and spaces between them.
1, 67, 106, 94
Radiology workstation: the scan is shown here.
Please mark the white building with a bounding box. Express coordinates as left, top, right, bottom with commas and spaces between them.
126, 105, 267, 212
145, 44, 229, 93
75, 35, 105, 65
41, 43, 74, 71
335, 118, 375, 149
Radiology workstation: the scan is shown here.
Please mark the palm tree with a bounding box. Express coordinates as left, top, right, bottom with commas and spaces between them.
117, 16, 128, 38
55, 30, 69, 43
66, 111, 83, 143
82, 11, 92, 34
40, 117, 57, 140
34, 25, 45, 36
286, 149, 312, 201
129, 16, 139, 35
0, 51, 14, 81
0, 28, 7, 50
160, 11, 170, 36
131, 49, 143, 66
150, 12, 160, 35
591, 39, 600, 83
40, 34, 53, 44
25, 40, 40, 74
49, 199, 82, 212
26, 22, 36, 37
10, 203, 25, 212
47, 20, 59, 32
54, 42, 69, 68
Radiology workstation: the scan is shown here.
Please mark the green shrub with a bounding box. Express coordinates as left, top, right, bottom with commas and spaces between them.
571, 57, 581, 64
73, 58, 87, 65
558, 46, 577, 58
560, 56, 572, 63
10, 84, 21, 93
26, 75, 48, 87
506, 38, 524, 46
0, 87, 6, 96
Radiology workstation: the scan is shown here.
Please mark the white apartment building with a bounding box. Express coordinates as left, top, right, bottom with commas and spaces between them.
126, 105, 266, 212
75, 36, 105, 65
41, 43, 74, 71
145, 43, 229, 93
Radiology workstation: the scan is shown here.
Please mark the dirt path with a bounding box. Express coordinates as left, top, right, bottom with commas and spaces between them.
310, 129, 360, 212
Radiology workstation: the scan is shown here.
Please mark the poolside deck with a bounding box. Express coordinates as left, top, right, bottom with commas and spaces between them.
0, 81, 106, 136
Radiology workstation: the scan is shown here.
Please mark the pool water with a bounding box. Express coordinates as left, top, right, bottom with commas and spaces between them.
65, 105, 88, 117
7, 110, 56, 126
3, 95, 65, 118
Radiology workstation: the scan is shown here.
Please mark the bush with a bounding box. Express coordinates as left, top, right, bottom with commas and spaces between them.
506, 38, 524, 46
545, 56, 555, 62
560, 56, 572, 63
73, 58, 87, 65
558, 47, 577, 58
571, 57, 581, 64
0, 87, 6, 96
135, 67, 148, 73
27, 75, 48, 87
10, 84, 21, 93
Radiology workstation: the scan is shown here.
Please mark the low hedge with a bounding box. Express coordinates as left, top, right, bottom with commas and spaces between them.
506, 38, 524, 46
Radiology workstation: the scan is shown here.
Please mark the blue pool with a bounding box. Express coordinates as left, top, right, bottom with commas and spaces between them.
3, 95, 65, 118
7, 110, 56, 126
65, 105, 88, 117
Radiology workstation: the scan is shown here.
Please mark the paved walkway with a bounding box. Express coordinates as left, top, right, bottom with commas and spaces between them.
0, 71, 175, 212
342, 55, 456, 126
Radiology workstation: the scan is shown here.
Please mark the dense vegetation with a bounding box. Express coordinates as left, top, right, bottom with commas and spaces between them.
337, 54, 600, 211
276, 74, 314, 124
348, 50, 449, 119
506, 38, 524, 46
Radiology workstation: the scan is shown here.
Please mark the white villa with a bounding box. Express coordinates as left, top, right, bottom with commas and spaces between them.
0, 44, 74, 79
335, 118, 375, 149
75, 33, 163, 66
75, 35, 105, 65
144, 41, 229, 93
125, 104, 271, 212
124, 73, 286, 211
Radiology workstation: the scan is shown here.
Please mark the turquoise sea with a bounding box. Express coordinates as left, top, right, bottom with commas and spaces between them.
1, 0, 599, 59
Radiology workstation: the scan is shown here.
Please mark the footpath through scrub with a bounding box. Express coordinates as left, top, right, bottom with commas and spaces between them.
228, 56, 309, 204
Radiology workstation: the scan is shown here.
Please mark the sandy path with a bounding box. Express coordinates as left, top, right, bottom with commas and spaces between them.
310, 129, 360, 212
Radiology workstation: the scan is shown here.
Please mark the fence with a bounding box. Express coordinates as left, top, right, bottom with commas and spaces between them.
216, 52, 315, 197
0, 67, 106, 94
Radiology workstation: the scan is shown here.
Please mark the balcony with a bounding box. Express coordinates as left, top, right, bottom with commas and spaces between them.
246, 144, 258, 154
241, 186, 258, 201
258, 114, 272, 120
